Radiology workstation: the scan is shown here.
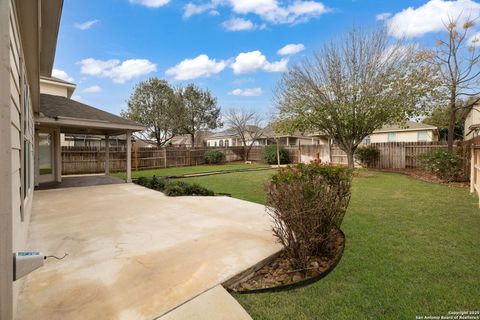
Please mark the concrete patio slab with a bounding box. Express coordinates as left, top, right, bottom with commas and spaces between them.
159, 285, 251, 320
16, 183, 281, 320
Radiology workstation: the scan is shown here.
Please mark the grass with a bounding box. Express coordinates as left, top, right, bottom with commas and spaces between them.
112, 163, 269, 180
179, 170, 480, 319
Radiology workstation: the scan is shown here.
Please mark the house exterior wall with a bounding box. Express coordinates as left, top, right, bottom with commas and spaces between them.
369, 130, 437, 143
465, 106, 480, 140
1, 2, 36, 318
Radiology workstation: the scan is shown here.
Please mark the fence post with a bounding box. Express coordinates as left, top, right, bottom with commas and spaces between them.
471, 143, 475, 193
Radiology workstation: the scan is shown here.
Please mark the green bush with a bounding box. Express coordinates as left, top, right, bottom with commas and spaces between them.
267, 163, 352, 270
204, 150, 226, 164
134, 176, 215, 197
164, 181, 215, 196
355, 145, 380, 168
148, 175, 168, 190
261, 145, 290, 164
418, 150, 465, 182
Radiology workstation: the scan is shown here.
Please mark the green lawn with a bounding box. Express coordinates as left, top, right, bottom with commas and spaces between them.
113, 163, 270, 180
179, 170, 480, 319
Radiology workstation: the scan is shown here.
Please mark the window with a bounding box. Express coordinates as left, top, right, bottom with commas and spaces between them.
20, 64, 34, 221
417, 130, 428, 142
214, 141, 217, 147
219, 140, 224, 147
387, 132, 397, 142
225, 140, 229, 147
363, 136, 371, 144
207, 142, 210, 147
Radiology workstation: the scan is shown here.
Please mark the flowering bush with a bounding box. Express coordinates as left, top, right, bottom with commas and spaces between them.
418, 150, 465, 182
266, 162, 352, 270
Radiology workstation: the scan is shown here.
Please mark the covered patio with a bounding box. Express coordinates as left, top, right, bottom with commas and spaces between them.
35, 93, 144, 187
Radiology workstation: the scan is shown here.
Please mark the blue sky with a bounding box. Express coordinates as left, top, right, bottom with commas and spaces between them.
52, 0, 480, 118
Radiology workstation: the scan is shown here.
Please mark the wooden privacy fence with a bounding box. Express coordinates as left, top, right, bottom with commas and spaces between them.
62, 141, 449, 174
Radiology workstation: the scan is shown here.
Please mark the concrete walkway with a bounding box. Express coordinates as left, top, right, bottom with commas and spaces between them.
17, 183, 280, 320
159, 286, 251, 320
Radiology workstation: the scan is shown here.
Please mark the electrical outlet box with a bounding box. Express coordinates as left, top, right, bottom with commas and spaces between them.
13, 252, 45, 281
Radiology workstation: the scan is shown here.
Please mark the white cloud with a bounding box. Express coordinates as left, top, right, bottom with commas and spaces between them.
375, 12, 391, 21
72, 95, 82, 101
229, 87, 263, 96
83, 85, 102, 93
166, 54, 227, 80
386, 0, 480, 38
183, 0, 329, 25
222, 17, 265, 31
77, 58, 156, 83
129, 0, 170, 8
74, 19, 99, 30
52, 69, 74, 82
231, 50, 288, 74
278, 43, 305, 55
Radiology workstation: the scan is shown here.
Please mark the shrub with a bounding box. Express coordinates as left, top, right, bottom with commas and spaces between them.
164, 181, 214, 196
355, 145, 379, 168
204, 150, 225, 164
148, 175, 168, 190
262, 145, 290, 164
266, 163, 352, 270
418, 150, 465, 182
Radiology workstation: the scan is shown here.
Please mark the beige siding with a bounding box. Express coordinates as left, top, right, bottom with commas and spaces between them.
8, 3, 35, 318
465, 106, 480, 140
370, 130, 436, 143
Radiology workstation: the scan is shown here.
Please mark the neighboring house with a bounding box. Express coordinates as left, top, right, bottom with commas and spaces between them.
464, 106, 480, 141
363, 121, 439, 144
0, 2, 143, 318
206, 125, 329, 147
61, 134, 129, 147
169, 131, 212, 147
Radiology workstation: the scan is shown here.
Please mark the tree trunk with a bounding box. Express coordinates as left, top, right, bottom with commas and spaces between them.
190, 132, 195, 149
447, 91, 456, 152
346, 150, 355, 169
447, 106, 456, 152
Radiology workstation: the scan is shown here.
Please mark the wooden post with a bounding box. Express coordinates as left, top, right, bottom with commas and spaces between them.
126, 130, 132, 183
470, 144, 475, 193
105, 134, 110, 175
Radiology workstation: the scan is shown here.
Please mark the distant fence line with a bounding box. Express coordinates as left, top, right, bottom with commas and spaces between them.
61, 141, 450, 175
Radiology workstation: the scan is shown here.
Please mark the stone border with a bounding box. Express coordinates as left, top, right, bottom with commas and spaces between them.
225, 229, 346, 294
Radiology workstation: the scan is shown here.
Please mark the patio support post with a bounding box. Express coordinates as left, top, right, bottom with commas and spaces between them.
105, 134, 110, 176
126, 130, 132, 183
55, 129, 62, 182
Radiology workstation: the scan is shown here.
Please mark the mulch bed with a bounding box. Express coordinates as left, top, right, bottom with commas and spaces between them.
228, 228, 345, 293
376, 168, 469, 188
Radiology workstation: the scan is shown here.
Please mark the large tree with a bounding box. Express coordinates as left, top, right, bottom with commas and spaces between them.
178, 84, 222, 147
122, 78, 181, 146
429, 16, 480, 150
224, 108, 264, 160
275, 27, 440, 168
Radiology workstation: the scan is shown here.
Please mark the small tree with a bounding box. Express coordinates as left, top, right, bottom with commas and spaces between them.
122, 78, 181, 146
224, 108, 264, 160
178, 84, 222, 148
429, 15, 480, 151
276, 27, 440, 168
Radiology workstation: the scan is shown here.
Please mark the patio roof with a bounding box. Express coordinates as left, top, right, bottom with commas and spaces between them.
36, 93, 144, 135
